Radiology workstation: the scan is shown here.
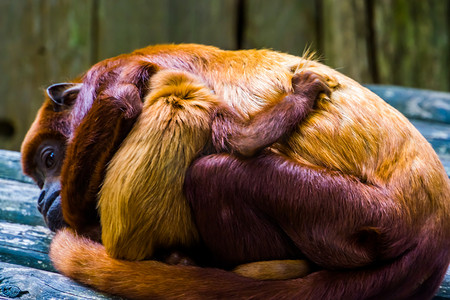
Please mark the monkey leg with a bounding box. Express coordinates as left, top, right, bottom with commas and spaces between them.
185, 154, 303, 267
184, 152, 449, 298
185, 152, 417, 270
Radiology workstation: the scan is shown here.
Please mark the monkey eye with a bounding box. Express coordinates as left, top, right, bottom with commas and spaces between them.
41, 148, 56, 169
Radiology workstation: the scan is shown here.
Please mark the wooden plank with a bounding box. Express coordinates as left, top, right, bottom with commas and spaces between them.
0, 150, 43, 227
0, 178, 43, 227
166, 0, 238, 50
408, 120, 450, 157
0, 221, 53, 271
97, 0, 238, 60
0, 150, 33, 184
0, 262, 117, 299
320, 0, 372, 83
437, 155, 450, 178
438, 267, 450, 299
242, 0, 318, 56
366, 85, 450, 124
374, 0, 450, 92
0, 0, 93, 151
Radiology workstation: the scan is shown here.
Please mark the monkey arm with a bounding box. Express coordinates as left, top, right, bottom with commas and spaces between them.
60, 84, 142, 234
212, 71, 331, 156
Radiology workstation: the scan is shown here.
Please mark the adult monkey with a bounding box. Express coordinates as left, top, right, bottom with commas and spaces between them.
21, 44, 450, 299
22, 48, 326, 277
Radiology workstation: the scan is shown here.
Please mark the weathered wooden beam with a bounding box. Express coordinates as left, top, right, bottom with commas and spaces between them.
0, 149, 34, 184
97, 0, 238, 60
0, 0, 94, 151
320, 0, 372, 83
366, 85, 450, 124
0, 261, 118, 299
0, 221, 53, 272
242, 0, 318, 56
437, 268, 450, 299
0, 155, 117, 299
0, 179, 43, 227
373, 0, 450, 91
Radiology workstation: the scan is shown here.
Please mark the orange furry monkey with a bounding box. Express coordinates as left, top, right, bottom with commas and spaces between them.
21, 44, 450, 300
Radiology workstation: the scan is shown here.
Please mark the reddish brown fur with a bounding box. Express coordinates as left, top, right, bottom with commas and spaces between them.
186, 153, 449, 299
21, 44, 450, 300
55, 59, 157, 234
97, 69, 328, 263
51, 228, 307, 300
21, 97, 72, 182
212, 72, 330, 157
61, 83, 143, 232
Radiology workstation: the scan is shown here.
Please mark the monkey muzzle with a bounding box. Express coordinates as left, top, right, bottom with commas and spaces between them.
37, 181, 67, 232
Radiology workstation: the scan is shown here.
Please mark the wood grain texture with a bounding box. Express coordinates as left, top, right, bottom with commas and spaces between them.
97, 0, 238, 60
0, 262, 118, 299
0, 221, 53, 271
0, 150, 33, 184
242, 0, 318, 56
366, 85, 450, 124
438, 268, 450, 300
0, 0, 93, 151
374, 0, 450, 91
321, 0, 372, 83
0, 178, 43, 227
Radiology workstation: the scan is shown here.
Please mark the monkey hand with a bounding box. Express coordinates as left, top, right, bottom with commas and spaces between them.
291, 70, 331, 107
100, 83, 143, 119
218, 70, 332, 157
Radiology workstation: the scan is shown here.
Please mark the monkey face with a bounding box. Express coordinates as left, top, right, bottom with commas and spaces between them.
21, 82, 82, 232
33, 139, 67, 232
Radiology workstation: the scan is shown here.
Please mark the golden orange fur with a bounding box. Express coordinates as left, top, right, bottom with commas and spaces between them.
98, 45, 332, 261
25, 44, 448, 299
99, 44, 448, 262
99, 70, 220, 260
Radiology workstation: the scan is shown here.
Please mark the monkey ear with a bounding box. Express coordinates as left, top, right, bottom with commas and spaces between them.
47, 83, 82, 109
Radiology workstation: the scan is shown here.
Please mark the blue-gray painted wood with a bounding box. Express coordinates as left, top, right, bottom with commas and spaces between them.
437, 268, 450, 299
0, 151, 33, 184
0, 221, 53, 272
0, 178, 43, 227
366, 85, 450, 124
0, 262, 119, 299
410, 120, 450, 157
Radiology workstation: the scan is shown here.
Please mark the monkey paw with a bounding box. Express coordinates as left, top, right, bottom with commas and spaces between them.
292, 70, 332, 102
100, 83, 143, 119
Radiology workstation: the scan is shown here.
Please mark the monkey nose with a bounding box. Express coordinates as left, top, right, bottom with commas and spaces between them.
37, 190, 46, 213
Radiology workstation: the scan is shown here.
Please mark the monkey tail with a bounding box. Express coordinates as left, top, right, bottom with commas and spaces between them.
50, 228, 448, 300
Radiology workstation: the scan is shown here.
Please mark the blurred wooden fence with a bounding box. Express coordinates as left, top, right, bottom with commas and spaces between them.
0, 0, 449, 150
